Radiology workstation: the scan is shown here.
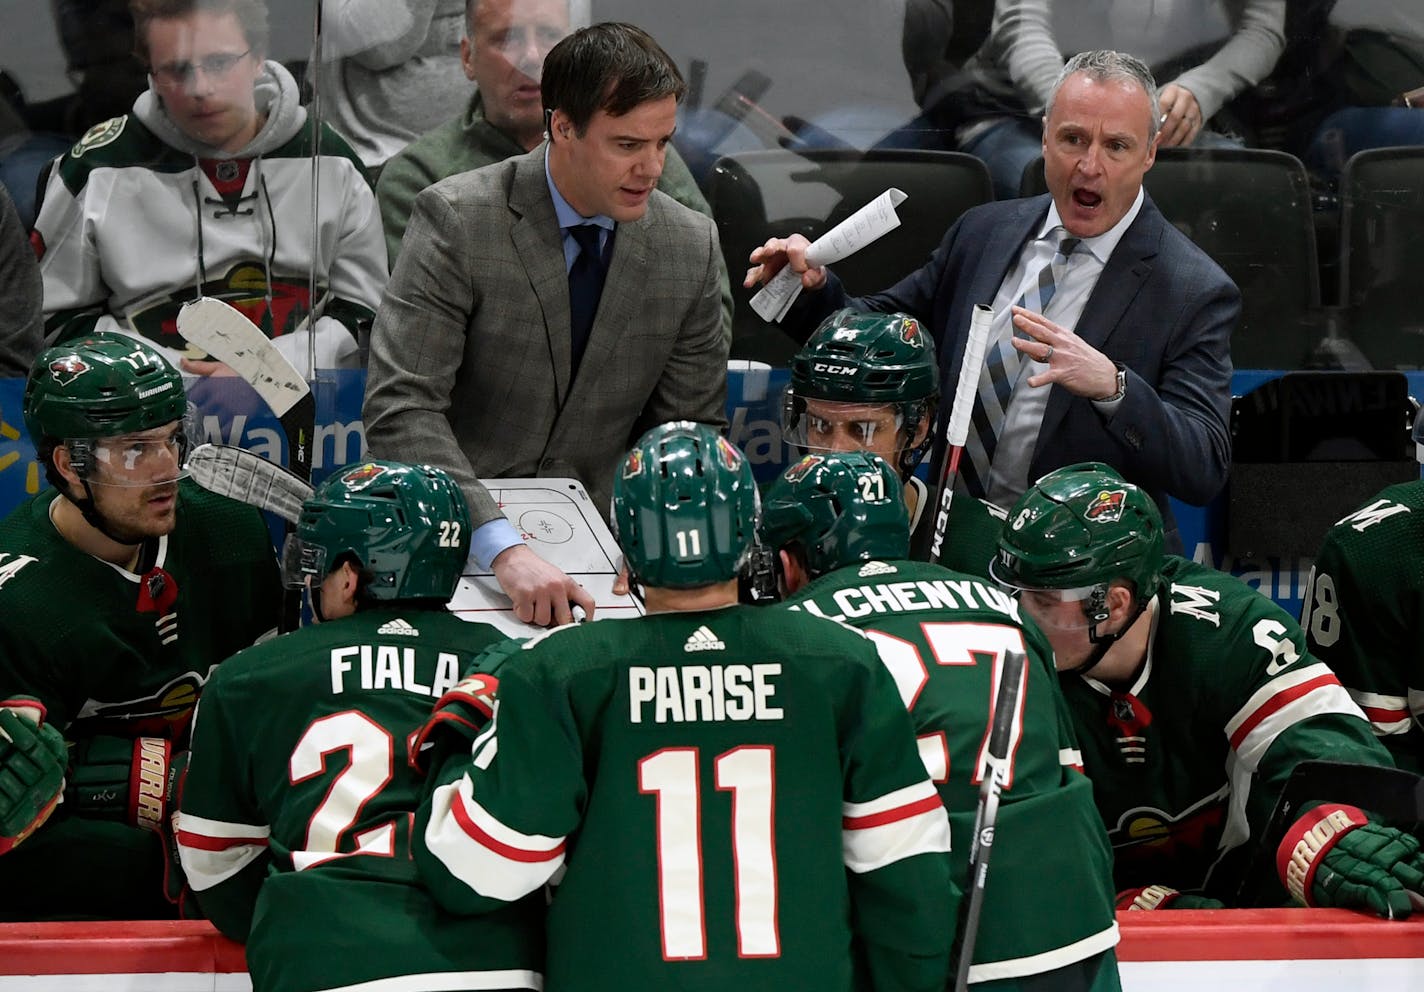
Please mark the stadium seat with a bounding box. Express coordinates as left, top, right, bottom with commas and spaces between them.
1339, 147, 1424, 370
709, 147, 993, 365
1020, 148, 1324, 370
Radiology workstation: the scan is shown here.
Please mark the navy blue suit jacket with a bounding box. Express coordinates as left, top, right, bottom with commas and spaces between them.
791, 193, 1237, 550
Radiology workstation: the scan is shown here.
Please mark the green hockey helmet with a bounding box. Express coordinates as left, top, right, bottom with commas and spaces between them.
760, 451, 909, 577
784, 309, 940, 477
991, 462, 1165, 625
286, 460, 471, 603
612, 421, 758, 589
24, 332, 187, 446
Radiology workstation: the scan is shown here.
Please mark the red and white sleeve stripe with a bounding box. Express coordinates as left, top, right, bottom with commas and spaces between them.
841, 779, 951, 874
1226, 664, 1365, 768
1059, 747, 1085, 773
175, 812, 270, 891
1345, 688, 1414, 737
422, 775, 567, 902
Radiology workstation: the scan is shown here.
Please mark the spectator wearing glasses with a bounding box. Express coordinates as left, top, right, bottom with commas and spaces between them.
31, 0, 387, 375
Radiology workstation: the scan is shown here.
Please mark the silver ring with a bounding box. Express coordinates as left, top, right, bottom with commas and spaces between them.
1044, 345, 1054, 361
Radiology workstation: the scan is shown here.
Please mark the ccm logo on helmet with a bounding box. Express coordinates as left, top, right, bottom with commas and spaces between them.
811, 362, 858, 376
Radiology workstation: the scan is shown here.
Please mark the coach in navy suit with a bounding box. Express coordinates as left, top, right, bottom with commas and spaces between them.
747, 50, 1235, 551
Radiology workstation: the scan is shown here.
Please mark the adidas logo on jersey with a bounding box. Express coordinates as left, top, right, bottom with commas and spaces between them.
858, 561, 898, 578
684, 625, 725, 652
377, 618, 420, 637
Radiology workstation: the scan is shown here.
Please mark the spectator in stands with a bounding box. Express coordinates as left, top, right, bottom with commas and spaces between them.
318, 0, 470, 174
926, 0, 1286, 198
1298, 3, 1424, 181
0, 185, 42, 377
363, 23, 727, 627
32, 0, 386, 373
376, 0, 729, 335
747, 50, 1235, 554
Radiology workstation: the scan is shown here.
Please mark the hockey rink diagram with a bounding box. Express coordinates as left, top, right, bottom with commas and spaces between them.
448, 478, 643, 637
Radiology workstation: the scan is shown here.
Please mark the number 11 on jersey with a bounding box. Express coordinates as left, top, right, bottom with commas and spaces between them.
638, 745, 779, 960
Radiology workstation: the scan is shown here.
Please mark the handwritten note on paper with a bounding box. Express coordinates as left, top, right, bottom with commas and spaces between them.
749, 187, 908, 323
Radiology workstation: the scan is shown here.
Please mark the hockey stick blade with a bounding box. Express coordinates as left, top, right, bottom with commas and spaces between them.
186, 443, 314, 524
177, 297, 311, 418
953, 647, 1028, 992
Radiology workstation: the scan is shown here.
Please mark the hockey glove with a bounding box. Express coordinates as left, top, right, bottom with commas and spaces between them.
156, 750, 202, 917
408, 672, 501, 776
0, 705, 68, 854
1278, 804, 1424, 918
1116, 885, 1226, 910
66, 735, 179, 832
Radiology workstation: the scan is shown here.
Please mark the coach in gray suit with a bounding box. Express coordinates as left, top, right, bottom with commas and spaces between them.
748, 50, 1235, 553
364, 23, 727, 625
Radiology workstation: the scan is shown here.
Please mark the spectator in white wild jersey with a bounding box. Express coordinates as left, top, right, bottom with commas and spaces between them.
177, 460, 540, 992
761, 450, 1121, 992
993, 462, 1424, 917
32, 0, 386, 373
0, 333, 280, 920
416, 422, 956, 992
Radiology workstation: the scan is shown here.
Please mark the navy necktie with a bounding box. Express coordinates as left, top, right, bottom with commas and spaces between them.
567, 224, 608, 370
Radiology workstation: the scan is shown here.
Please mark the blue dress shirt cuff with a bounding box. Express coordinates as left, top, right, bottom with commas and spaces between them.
470, 518, 523, 571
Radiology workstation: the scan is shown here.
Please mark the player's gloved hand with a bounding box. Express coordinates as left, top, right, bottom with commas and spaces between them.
66, 735, 179, 831
1278, 804, 1424, 918
408, 671, 502, 776
1116, 885, 1226, 910
0, 705, 68, 854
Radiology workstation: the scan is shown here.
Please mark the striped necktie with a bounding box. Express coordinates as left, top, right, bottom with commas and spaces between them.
960, 231, 1081, 499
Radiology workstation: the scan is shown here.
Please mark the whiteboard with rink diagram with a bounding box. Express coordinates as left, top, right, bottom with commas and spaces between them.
449, 478, 643, 638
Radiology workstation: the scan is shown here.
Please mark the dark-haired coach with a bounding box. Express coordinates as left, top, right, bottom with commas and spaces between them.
363, 21, 728, 626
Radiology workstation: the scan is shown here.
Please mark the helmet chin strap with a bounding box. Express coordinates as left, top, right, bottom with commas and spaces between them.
72, 479, 148, 549
1067, 588, 1152, 678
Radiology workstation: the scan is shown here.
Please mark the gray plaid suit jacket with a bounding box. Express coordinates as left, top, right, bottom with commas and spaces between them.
363, 145, 728, 530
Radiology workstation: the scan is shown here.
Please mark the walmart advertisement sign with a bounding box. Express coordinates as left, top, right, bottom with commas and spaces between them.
0, 369, 1333, 615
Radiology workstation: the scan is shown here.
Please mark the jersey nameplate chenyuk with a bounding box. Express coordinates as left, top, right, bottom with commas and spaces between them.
629, 663, 784, 724
330, 644, 461, 699
791, 578, 1020, 624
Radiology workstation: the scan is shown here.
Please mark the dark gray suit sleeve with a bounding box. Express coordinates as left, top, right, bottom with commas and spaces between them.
639, 217, 729, 433
361, 186, 504, 527
0, 186, 43, 378
1099, 263, 1237, 507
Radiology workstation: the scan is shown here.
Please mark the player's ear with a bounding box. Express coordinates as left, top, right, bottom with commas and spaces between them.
1104, 582, 1137, 631
51, 443, 83, 491
778, 549, 806, 595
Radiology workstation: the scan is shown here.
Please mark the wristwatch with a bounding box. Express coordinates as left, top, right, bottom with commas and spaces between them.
1100, 365, 1127, 403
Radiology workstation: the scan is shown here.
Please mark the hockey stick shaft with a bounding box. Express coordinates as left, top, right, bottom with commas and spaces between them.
176, 297, 315, 631
930, 304, 995, 563
953, 647, 1028, 992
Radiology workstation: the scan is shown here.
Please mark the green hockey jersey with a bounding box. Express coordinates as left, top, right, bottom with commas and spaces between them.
0, 481, 280, 738
1064, 557, 1393, 903
906, 477, 1006, 579
1303, 480, 1424, 773
416, 606, 956, 992
783, 559, 1118, 984
0, 482, 280, 920
177, 608, 540, 992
